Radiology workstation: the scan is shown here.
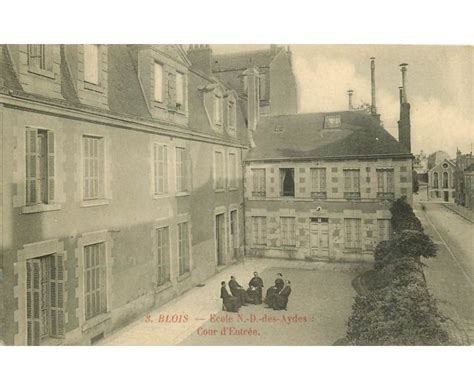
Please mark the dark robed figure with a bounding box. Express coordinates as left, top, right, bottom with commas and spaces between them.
220, 281, 240, 312
247, 272, 264, 304
264, 273, 284, 308
272, 280, 292, 310
228, 276, 250, 306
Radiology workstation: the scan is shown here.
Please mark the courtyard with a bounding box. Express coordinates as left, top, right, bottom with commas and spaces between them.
100, 258, 365, 346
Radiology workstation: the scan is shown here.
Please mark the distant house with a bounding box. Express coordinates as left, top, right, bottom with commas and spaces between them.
428, 159, 455, 202
462, 164, 474, 209
454, 150, 474, 208
427, 150, 450, 170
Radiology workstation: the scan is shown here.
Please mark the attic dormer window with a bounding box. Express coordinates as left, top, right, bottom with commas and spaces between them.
27, 44, 53, 74
227, 100, 236, 130
154, 62, 164, 103
214, 94, 223, 126
324, 115, 341, 129
176, 71, 185, 111
84, 44, 100, 85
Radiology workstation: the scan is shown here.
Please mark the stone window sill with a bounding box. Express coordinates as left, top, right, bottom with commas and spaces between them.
153, 101, 167, 110
176, 192, 190, 197
80, 199, 110, 208
22, 203, 62, 214
177, 271, 191, 282
228, 187, 238, 191
153, 193, 170, 200
84, 81, 105, 94
155, 281, 173, 294
28, 67, 55, 79
82, 312, 112, 332
40, 337, 64, 346
214, 188, 225, 193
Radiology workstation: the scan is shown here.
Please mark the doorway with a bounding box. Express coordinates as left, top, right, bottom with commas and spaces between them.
309, 217, 329, 258
443, 191, 449, 202
229, 210, 238, 259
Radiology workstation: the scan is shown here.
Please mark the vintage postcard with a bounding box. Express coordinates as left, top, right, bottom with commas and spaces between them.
0, 43, 472, 347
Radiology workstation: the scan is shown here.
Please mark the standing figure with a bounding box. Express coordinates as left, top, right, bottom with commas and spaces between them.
228, 276, 250, 306
247, 271, 264, 304
220, 281, 241, 312
272, 280, 292, 310
264, 273, 284, 308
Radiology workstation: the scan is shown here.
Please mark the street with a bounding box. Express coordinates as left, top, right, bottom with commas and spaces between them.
414, 202, 474, 343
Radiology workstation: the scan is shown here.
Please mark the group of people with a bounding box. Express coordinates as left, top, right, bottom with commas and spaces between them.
220, 272, 292, 313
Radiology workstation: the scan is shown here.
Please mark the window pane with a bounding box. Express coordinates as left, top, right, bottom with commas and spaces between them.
84, 45, 99, 85
154, 63, 163, 102
176, 72, 184, 106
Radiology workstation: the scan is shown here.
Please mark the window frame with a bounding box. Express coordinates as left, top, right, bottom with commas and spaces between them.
83, 242, 107, 321
175, 71, 185, 111
252, 216, 267, 246
280, 217, 296, 247
82, 135, 105, 201
280, 168, 295, 197
310, 167, 327, 198
156, 226, 171, 286
344, 218, 362, 250
343, 169, 361, 199
177, 221, 190, 276
214, 151, 225, 191
154, 62, 164, 103
228, 152, 238, 190
175, 146, 189, 194
153, 143, 169, 196
83, 44, 100, 86
251, 168, 266, 197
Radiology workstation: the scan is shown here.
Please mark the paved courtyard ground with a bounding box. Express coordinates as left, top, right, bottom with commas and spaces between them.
100, 258, 363, 346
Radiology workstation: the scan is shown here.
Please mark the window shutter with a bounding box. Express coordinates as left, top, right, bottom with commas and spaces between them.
49, 254, 65, 337
153, 144, 158, 194
26, 260, 42, 346
47, 131, 55, 203
163, 145, 168, 193
167, 72, 176, 109
99, 243, 107, 315
25, 129, 38, 205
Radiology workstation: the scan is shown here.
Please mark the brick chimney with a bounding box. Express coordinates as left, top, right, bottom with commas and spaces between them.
187, 44, 213, 75
398, 63, 411, 153
243, 62, 260, 131
370, 57, 377, 115
347, 89, 354, 110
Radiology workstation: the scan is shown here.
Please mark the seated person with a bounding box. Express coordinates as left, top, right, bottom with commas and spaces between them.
272, 280, 292, 311
247, 271, 264, 304
220, 281, 241, 312
229, 276, 250, 306
264, 273, 284, 308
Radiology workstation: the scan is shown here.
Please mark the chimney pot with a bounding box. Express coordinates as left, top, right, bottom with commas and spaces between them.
370, 57, 376, 114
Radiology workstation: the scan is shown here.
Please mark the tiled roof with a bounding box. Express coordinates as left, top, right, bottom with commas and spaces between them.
246, 111, 412, 161
212, 48, 281, 72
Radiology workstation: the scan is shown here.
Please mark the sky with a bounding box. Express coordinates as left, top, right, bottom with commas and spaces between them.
212, 45, 473, 157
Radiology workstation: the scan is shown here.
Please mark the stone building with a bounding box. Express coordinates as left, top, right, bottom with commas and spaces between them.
428, 159, 456, 202
454, 150, 474, 207
243, 60, 414, 262
0, 44, 250, 345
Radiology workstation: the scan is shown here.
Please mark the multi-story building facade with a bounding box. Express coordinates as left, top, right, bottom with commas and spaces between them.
454, 150, 474, 207
243, 111, 413, 262
0, 44, 250, 345
428, 159, 456, 202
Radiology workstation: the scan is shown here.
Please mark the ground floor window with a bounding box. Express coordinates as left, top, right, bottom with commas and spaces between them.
252, 216, 267, 246
178, 222, 190, 275
26, 254, 65, 346
156, 227, 170, 286
377, 219, 392, 242
344, 218, 362, 249
84, 242, 107, 321
280, 217, 296, 247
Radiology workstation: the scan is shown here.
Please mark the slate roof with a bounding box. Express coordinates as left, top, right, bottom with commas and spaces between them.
212, 48, 281, 72
0, 45, 22, 91
246, 111, 412, 161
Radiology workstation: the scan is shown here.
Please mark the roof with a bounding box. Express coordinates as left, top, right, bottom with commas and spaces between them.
0, 45, 22, 91
428, 158, 456, 172
246, 111, 412, 161
464, 163, 474, 172
212, 48, 282, 72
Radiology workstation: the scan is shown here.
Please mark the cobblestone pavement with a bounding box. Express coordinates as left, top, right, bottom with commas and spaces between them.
99, 258, 366, 346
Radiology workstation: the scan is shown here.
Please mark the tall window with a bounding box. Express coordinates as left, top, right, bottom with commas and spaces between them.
442, 172, 449, 188
280, 217, 296, 247
311, 168, 327, 198
153, 144, 168, 195
25, 128, 55, 205
178, 222, 190, 275
83, 44, 99, 85
154, 62, 164, 102
228, 153, 237, 189
280, 168, 295, 197
214, 95, 223, 125
251, 168, 266, 197
176, 72, 184, 110
214, 151, 224, 190
156, 227, 170, 286
378, 219, 392, 242
83, 136, 104, 200
433, 172, 439, 188
176, 147, 188, 193
26, 254, 65, 346
27, 44, 52, 72
377, 169, 395, 199
252, 216, 267, 246
228, 100, 236, 129
344, 169, 360, 199
344, 218, 362, 249
259, 73, 266, 100
84, 243, 107, 321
